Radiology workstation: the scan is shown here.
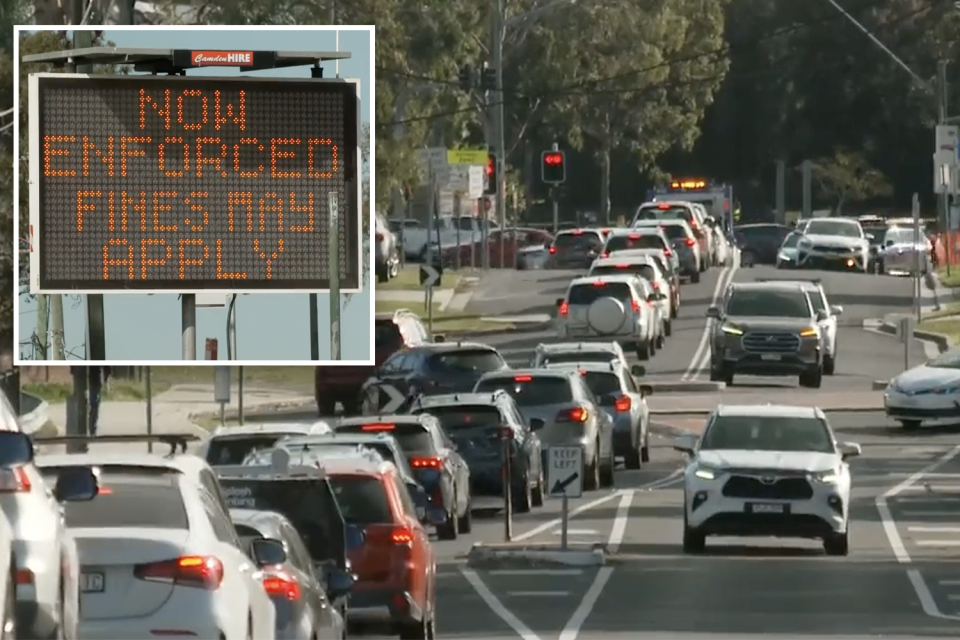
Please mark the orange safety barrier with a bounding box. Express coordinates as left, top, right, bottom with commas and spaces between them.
934, 233, 960, 266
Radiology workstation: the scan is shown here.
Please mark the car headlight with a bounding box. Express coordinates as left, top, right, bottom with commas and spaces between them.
799, 326, 818, 337
887, 379, 903, 393
694, 465, 720, 480
721, 324, 744, 336
813, 469, 839, 483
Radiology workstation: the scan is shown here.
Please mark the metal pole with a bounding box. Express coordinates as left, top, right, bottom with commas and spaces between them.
329, 192, 341, 360
226, 294, 237, 360
238, 366, 245, 425
801, 160, 812, 220
551, 142, 560, 234
561, 494, 569, 550
426, 286, 434, 337
68, 366, 88, 453
492, 0, 507, 269
50, 295, 65, 360
35, 295, 48, 359
775, 160, 786, 223
938, 60, 952, 276
309, 294, 320, 360
502, 436, 513, 542
145, 366, 153, 453
913, 193, 922, 323
181, 295, 196, 359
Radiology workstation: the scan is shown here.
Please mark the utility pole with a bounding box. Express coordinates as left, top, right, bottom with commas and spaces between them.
938, 60, 952, 274
775, 160, 786, 224
491, 0, 507, 268
801, 160, 813, 220
34, 296, 48, 359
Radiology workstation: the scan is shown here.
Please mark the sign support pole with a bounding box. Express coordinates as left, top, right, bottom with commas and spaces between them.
182, 295, 196, 359
913, 193, 922, 324
502, 435, 513, 542
145, 366, 153, 453
309, 294, 320, 360
329, 192, 341, 360
561, 494, 569, 551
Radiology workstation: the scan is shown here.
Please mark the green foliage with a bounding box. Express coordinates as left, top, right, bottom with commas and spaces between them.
808, 149, 892, 214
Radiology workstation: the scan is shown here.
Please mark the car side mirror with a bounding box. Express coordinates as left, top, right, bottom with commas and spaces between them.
555, 298, 564, 308
53, 466, 99, 502
706, 306, 721, 319
673, 434, 697, 454
630, 364, 646, 377
866, 233, 875, 241
529, 417, 545, 431
885, 240, 894, 247
839, 442, 861, 460
345, 523, 365, 551
816, 310, 828, 322
250, 538, 287, 567
326, 568, 356, 600
639, 385, 653, 398
0, 432, 34, 465
830, 305, 843, 316
408, 483, 429, 522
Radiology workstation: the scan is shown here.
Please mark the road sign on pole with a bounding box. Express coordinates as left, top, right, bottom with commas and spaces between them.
447, 148, 489, 165
419, 263, 440, 288
380, 384, 406, 413
547, 446, 583, 498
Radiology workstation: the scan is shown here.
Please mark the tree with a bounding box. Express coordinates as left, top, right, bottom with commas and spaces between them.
809, 149, 892, 214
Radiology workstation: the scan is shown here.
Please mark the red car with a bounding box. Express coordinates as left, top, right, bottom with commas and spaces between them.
443, 227, 553, 268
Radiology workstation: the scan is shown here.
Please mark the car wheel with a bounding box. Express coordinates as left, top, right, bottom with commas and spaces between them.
531, 470, 545, 507
671, 302, 679, 319
636, 342, 651, 361
823, 353, 836, 376
624, 437, 642, 469
2, 560, 16, 640
823, 531, 849, 556
799, 365, 823, 389
377, 268, 389, 283
641, 432, 650, 463
584, 457, 600, 491
691, 271, 701, 284
682, 514, 705, 553
457, 500, 472, 534
664, 320, 673, 337
436, 506, 458, 541
599, 443, 615, 488
656, 328, 665, 348
900, 419, 921, 431
513, 478, 532, 514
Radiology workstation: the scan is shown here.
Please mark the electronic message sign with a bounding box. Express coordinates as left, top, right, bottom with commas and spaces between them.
28, 73, 361, 293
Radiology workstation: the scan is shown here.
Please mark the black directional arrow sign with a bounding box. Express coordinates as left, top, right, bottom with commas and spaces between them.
419, 263, 441, 288
551, 472, 579, 495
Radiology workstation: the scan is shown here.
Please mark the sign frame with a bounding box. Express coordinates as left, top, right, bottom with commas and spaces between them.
27, 72, 363, 294
446, 148, 488, 166
546, 445, 584, 498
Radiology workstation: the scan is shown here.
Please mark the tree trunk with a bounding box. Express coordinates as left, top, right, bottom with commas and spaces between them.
599, 143, 611, 225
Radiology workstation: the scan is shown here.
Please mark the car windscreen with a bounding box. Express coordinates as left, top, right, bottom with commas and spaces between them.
375, 319, 403, 350
735, 225, 790, 243
417, 405, 502, 432
604, 234, 665, 253
541, 351, 616, 365
804, 220, 862, 238
781, 234, 800, 249
38, 466, 188, 529
725, 289, 810, 318
634, 206, 691, 223
426, 349, 505, 375
861, 225, 887, 244
699, 415, 834, 453
657, 225, 689, 240
580, 371, 623, 397
591, 264, 656, 282
885, 228, 921, 244
554, 233, 602, 250
333, 423, 436, 454
219, 477, 345, 565
568, 281, 632, 305
474, 375, 573, 407
926, 347, 960, 369
328, 475, 394, 525
205, 435, 290, 465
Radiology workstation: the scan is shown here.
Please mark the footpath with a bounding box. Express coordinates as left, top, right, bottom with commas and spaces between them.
877, 272, 960, 354
39, 384, 313, 455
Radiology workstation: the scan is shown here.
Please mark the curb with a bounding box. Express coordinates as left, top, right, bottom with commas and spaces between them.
466, 543, 606, 568
646, 381, 725, 393
189, 398, 315, 424
879, 320, 951, 353
872, 380, 889, 391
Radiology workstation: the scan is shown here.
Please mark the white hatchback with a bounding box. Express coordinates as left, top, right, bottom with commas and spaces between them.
555, 274, 662, 360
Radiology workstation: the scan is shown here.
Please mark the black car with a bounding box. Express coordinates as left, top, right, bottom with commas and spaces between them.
359, 342, 509, 413
332, 415, 472, 540
547, 229, 605, 269
231, 509, 346, 640
734, 223, 793, 265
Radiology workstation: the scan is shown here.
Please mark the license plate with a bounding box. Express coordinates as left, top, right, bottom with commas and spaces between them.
80, 572, 104, 593
760, 354, 781, 361
748, 503, 785, 514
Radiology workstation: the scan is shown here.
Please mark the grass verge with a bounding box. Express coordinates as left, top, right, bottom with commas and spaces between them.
376, 265, 463, 291
937, 267, 960, 288
918, 315, 960, 345
24, 379, 172, 403
374, 299, 516, 334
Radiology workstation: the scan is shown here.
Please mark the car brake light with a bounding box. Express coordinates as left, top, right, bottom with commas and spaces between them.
134, 556, 224, 590
651, 282, 659, 289
559, 302, 569, 316
262, 573, 302, 600
514, 375, 533, 382
592, 281, 606, 287
392, 527, 414, 544
663, 248, 672, 256
556, 406, 588, 423
601, 229, 610, 236
361, 423, 395, 431
601, 252, 609, 258
615, 396, 631, 412
411, 456, 442, 468
657, 203, 669, 210
572, 230, 583, 235
549, 246, 556, 254
615, 263, 629, 269
685, 238, 696, 246
631, 299, 641, 312
628, 233, 641, 239
0, 467, 31, 493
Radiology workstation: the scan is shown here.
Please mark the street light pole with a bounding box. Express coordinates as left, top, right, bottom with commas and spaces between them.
491, 0, 507, 268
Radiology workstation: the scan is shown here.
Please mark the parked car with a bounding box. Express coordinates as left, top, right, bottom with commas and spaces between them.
442, 227, 554, 269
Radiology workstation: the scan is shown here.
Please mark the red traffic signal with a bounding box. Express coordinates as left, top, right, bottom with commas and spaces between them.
484, 153, 497, 195
541, 149, 566, 184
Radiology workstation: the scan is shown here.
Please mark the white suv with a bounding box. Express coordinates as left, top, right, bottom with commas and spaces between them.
555, 274, 661, 360
589, 255, 674, 337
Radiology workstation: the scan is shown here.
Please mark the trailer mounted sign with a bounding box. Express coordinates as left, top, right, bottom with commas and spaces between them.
28, 73, 361, 293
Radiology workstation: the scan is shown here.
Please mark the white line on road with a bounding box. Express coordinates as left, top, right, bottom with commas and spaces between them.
916, 540, 960, 547
938, 579, 960, 586
488, 569, 584, 576
460, 569, 541, 640
909, 527, 960, 533
681, 256, 739, 382
507, 591, 571, 597
607, 491, 634, 553
877, 444, 960, 622
551, 529, 600, 536
901, 510, 960, 517
558, 567, 614, 640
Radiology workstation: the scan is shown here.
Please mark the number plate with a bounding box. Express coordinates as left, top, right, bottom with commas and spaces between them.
760, 354, 781, 361
748, 503, 785, 514
80, 572, 104, 593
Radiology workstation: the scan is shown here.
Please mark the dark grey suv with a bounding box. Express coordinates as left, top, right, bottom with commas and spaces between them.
707, 281, 825, 388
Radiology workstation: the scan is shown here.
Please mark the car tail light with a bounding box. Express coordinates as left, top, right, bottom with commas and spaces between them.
411, 456, 442, 469
651, 282, 659, 289
0, 467, 31, 493
559, 302, 569, 316
657, 203, 669, 210
391, 527, 414, 544
549, 246, 556, 254
601, 229, 610, 236
684, 238, 696, 247
556, 407, 588, 423
376, 233, 384, 241
615, 396, 631, 412
601, 252, 609, 258
134, 556, 224, 590
663, 248, 672, 256
361, 423, 395, 431
514, 375, 532, 382
630, 299, 641, 312
262, 573, 302, 600
628, 233, 641, 239
592, 281, 606, 287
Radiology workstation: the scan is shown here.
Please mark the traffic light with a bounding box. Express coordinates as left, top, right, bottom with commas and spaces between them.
457, 64, 474, 91
541, 150, 566, 184
481, 65, 497, 91
484, 153, 497, 195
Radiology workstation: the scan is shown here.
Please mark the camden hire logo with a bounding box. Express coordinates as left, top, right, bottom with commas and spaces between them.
191, 50, 254, 66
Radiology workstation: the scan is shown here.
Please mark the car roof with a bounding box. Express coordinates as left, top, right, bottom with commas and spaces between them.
416, 392, 504, 408
543, 361, 624, 373
284, 432, 404, 447
592, 256, 656, 267
753, 278, 821, 291
536, 341, 621, 353
210, 422, 333, 438
607, 227, 665, 237
634, 218, 688, 226
416, 341, 497, 352
556, 228, 603, 236
728, 281, 806, 292
639, 200, 694, 208
335, 414, 427, 428
805, 217, 860, 225
316, 453, 395, 477
714, 404, 824, 419
479, 368, 576, 380
569, 274, 638, 286
229, 507, 288, 531
34, 451, 211, 475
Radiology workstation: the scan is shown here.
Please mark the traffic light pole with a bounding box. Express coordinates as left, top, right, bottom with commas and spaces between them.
551, 142, 559, 234
491, 0, 507, 269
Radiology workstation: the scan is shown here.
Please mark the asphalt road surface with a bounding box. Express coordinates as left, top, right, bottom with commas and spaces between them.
415, 412, 960, 640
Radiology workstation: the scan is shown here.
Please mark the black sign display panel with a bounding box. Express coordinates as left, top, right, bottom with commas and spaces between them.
34, 74, 360, 291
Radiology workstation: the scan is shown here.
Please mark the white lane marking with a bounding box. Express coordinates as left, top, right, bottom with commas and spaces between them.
909, 527, 960, 533
512, 469, 682, 542
877, 444, 960, 621
551, 529, 600, 536
557, 567, 614, 640
890, 473, 960, 478
607, 491, 634, 553
939, 579, 960, 586
916, 540, 960, 547
681, 257, 739, 382
508, 591, 571, 597
488, 569, 583, 576
901, 510, 960, 516
460, 568, 541, 640
947, 594, 960, 601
